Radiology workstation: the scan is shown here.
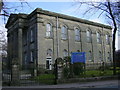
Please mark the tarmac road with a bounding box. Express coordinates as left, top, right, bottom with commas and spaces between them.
2, 79, 119, 90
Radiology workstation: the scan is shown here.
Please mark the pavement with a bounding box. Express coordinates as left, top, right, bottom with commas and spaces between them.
2, 79, 119, 90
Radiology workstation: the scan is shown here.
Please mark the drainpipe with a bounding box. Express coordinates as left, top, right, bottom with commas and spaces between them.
101, 27, 104, 63
56, 16, 59, 58
67, 26, 70, 56
91, 30, 94, 63
80, 30, 82, 52
102, 27, 106, 63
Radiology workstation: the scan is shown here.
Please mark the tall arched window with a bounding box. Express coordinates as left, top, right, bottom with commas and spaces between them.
88, 51, 93, 61
106, 34, 110, 44
24, 52, 27, 64
61, 25, 67, 40
107, 52, 111, 61
30, 51, 34, 62
86, 30, 91, 42
97, 32, 101, 43
30, 29, 34, 42
63, 49, 68, 57
99, 51, 102, 61
75, 28, 80, 41
46, 23, 52, 37
47, 49, 52, 56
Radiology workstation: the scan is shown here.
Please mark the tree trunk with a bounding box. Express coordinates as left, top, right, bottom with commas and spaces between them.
108, 1, 117, 75
0, 0, 3, 13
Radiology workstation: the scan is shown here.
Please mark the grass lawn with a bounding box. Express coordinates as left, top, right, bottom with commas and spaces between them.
33, 74, 55, 84
80, 67, 120, 78
80, 70, 114, 78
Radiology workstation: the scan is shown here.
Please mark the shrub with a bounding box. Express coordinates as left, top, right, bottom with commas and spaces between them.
64, 56, 71, 63
99, 64, 110, 71
73, 62, 85, 76
56, 57, 64, 65
37, 68, 46, 75
63, 67, 70, 78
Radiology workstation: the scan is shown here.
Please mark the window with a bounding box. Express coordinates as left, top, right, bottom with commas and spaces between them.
46, 23, 52, 38
75, 28, 80, 41
107, 52, 111, 61
30, 29, 34, 42
46, 49, 52, 70
63, 49, 68, 57
61, 25, 67, 40
97, 32, 101, 43
86, 30, 91, 42
88, 51, 93, 61
24, 52, 27, 64
27, 31, 29, 42
30, 51, 34, 62
99, 51, 102, 61
47, 49, 52, 56
23, 31, 27, 45
106, 34, 110, 44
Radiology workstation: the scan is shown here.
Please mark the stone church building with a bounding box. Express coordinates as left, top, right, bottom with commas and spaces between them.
6, 8, 112, 70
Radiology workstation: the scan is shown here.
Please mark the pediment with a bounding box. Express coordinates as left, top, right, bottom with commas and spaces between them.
5, 14, 18, 28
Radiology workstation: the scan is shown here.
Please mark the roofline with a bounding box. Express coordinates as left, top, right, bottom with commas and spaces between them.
6, 8, 112, 30
5, 13, 28, 28
28, 8, 112, 29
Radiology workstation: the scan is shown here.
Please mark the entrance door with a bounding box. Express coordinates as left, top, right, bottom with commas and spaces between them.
46, 57, 52, 70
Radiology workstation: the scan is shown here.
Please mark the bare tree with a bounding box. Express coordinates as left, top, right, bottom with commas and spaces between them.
0, 0, 31, 70
74, 0, 120, 75
0, 0, 3, 13
0, 0, 31, 18
0, 28, 7, 68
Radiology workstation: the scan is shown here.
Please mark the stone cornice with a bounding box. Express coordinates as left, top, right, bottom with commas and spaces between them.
29, 8, 112, 30
5, 14, 27, 28
6, 8, 112, 31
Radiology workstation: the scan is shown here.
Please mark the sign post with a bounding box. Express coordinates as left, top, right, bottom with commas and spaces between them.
71, 52, 86, 76
71, 52, 86, 64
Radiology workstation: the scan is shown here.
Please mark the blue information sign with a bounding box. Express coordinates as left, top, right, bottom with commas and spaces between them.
71, 52, 86, 64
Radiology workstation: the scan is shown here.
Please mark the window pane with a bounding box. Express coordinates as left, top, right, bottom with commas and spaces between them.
97, 32, 101, 43
99, 51, 102, 61
46, 24, 51, 32
86, 30, 91, 42
61, 26, 67, 39
106, 34, 110, 44
75, 28, 80, 41
30, 51, 34, 62
108, 52, 111, 61
63, 49, 68, 57
47, 49, 52, 56
87, 31, 90, 37
46, 32, 50, 37
24, 53, 27, 64
88, 51, 93, 62
46, 23, 52, 37
31, 29, 34, 42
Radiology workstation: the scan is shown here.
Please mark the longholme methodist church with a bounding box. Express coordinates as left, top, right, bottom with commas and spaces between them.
6, 8, 112, 70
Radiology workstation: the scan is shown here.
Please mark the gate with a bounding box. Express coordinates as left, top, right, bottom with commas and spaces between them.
2, 64, 57, 86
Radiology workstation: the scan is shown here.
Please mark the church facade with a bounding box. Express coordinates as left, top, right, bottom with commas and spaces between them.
6, 8, 112, 70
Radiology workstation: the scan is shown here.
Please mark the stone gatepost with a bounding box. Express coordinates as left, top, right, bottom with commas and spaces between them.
11, 64, 20, 86
57, 64, 63, 79
54, 58, 63, 84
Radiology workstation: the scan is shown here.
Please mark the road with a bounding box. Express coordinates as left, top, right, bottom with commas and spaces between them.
2, 79, 119, 90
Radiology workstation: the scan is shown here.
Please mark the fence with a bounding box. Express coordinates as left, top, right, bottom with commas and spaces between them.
62, 62, 117, 79
2, 62, 119, 86
2, 64, 56, 86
